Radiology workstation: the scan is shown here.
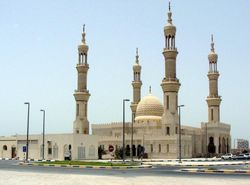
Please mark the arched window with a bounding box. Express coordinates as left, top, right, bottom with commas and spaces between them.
76, 104, 79, 116
150, 144, 153, 153
166, 95, 169, 109
167, 144, 169, 153
166, 127, 170, 135
3, 145, 7, 151
211, 108, 214, 121
53, 144, 58, 159
47, 141, 52, 155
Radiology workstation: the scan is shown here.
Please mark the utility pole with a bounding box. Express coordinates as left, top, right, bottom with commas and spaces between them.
40, 109, 45, 160
122, 99, 130, 163
24, 102, 30, 162
178, 105, 184, 163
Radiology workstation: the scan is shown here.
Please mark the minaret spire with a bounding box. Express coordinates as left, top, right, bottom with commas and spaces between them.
149, 86, 151, 94
130, 47, 142, 126
135, 48, 139, 64
73, 27, 90, 134
83, 24, 85, 32
168, 1, 172, 24
206, 35, 221, 123
211, 34, 215, 52
161, 2, 180, 137
82, 24, 86, 44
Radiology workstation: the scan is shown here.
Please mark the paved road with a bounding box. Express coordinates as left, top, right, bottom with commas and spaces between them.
1, 160, 250, 179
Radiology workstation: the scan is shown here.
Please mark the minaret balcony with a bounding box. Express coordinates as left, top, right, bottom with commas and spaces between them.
206, 96, 221, 106
163, 49, 178, 59
76, 64, 89, 72
207, 72, 219, 79
130, 103, 138, 113
74, 91, 90, 101
161, 79, 180, 92
132, 81, 142, 88
163, 77, 179, 82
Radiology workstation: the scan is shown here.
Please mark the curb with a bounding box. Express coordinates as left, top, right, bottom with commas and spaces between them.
143, 159, 222, 162
180, 168, 250, 174
0, 158, 19, 161
19, 162, 152, 169
0, 158, 55, 162
29, 159, 56, 162
147, 162, 250, 167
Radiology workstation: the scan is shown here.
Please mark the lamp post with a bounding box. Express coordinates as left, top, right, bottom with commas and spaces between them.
205, 122, 208, 160
131, 112, 135, 162
40, 109, 45, 160
24, 102, 30, 162
122, 99, 130, 163
178, 104, 184, 163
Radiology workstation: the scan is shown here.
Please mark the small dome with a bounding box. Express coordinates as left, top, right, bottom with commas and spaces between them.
164, 24, 176, 36
164, 8, 176, 36
135, 93, 164, 122
133, 63, 141, 71
208, 51, 218, 63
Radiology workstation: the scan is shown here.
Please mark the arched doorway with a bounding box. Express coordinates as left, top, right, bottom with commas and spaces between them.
132, 145, 136, 156
222, 137, 226, 154
208, 137, 215, 154
53, 144, 58, 159
11, 146, 16, 158
226, 138, 229, 153
64, 144, 70, 160
218, 137, 221, 153
125, 145, 130, 156
137, 145, 142, 157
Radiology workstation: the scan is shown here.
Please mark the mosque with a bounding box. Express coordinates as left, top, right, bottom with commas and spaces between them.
0, 4, 231, 160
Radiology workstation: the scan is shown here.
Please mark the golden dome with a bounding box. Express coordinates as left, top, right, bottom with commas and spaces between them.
133, 63, 141, 71
135, 93, 164, 121
208, 34, 218, 63
208, 51, 218, 63
164, 3, 176, 36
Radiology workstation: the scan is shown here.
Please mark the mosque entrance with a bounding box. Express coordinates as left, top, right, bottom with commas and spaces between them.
222, 137, 226, 154
11, 147, 16, 158
125, 145, 130, 156
132, 145, 136, 156
226, 138, 230, 153
208, 137, 215, 154
137, 145, 144, 158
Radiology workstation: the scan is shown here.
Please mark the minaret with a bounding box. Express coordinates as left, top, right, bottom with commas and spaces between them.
130, 48, 142, 121
206, 35, 221, 123
73, 25, 90, 134
161, 2, 180, 135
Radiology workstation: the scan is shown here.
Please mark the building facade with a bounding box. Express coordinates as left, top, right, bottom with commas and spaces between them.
92, 4, 231, 159
237, 139, 249, 150
0, 4, 231, 160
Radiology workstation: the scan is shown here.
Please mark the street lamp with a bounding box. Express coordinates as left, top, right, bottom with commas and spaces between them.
24, 102, 30, 162
178, 104, 184, 163
40, 109, 45, 160
122, 99, 130, 163
205, 122, 208, 160
130, 112, 135, 162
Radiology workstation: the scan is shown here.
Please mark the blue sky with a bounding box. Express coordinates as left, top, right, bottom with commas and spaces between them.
0, 0, 249, 145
